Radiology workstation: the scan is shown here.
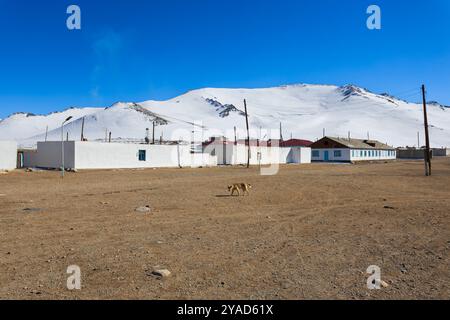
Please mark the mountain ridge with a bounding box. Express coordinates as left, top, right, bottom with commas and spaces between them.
1, 84, 449, 148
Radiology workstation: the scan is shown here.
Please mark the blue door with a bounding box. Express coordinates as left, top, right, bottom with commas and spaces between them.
324, 151, 329, 161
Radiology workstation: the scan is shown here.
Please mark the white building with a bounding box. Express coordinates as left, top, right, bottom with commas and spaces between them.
23, 141, 217, 170
0, 141, 17, 171
310, 137, 396, 162
203, 137, 311, 165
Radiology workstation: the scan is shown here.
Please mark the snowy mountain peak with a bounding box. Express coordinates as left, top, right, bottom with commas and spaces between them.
205, 98, 246, 118
1, 83, 449, 148
338, 84, 371, 100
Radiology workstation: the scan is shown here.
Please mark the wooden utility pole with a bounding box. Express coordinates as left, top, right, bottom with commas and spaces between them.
422, 84, 432, 176
279, 122, 284, 142
152, 121, 155, 144
244, 99, 250, 168
81, 117, 85, 141
109, 132, 112, 143
45, 126, 48, 142
234, 126, 237, 146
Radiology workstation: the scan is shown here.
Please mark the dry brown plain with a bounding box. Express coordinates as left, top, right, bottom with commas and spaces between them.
0, 159, 449, 300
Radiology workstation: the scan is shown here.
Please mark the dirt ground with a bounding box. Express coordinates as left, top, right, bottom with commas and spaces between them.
0, 159, 449, 300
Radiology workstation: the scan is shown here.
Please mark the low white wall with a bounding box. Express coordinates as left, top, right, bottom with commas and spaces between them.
281, 147, 312, 164
24, 141, 217, 169
75, 142, 217, 169
0, 141, 17, 170
204, 144, 311, 165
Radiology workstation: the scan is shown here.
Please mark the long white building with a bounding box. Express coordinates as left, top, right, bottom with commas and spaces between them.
0, 141, 17, 171
23, 141, 217, 170
310, 137, 397, 162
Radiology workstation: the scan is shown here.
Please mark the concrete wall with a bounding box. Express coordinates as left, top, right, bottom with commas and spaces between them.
283, 147, 312, 164
75, 142, 217, 169
24, 141, 217, 170
397, 149, 425, 159
432, 148, 449, 157
312, 148, 396, 162
23, 141, 75, 169
203, 144, 311, 165
0, 141, 17, 170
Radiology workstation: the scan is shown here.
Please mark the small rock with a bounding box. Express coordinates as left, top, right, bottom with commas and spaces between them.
151, 269, 171, 278
380, 280, 389, 288
136, 206, 152, 213
383, 205, 395, 210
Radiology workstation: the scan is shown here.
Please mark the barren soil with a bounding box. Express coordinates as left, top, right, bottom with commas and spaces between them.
1, 159, 449, 299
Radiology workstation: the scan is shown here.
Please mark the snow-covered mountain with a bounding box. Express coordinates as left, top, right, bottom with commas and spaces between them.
1, 84, 449, 148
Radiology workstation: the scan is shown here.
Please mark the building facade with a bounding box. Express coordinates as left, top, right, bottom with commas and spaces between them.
0, 141, 17, 171
310, 137, 396, 162
23, 141, 217, 170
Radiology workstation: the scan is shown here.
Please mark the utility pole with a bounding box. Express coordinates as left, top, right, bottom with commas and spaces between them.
45, 126, 48, 142
61, 116, 72, 178
152, 121, 155, 144
244, 99, 250, 168
279, 122, 284, 142
323, 128, 325, 138
109, 132, 112, 143
422, 84, 432, 176
81, 117, 85, 141
417, 131, 420, 149
234, 126, 237, 146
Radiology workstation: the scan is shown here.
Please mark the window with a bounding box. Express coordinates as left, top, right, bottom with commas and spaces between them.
312, 150, 320, 157
138, 150, 146, 161
360, 150, 363, 157
334, 150, 342, 158
364, 151, 367, 157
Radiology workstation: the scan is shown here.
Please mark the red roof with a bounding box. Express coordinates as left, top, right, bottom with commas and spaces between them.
279, 139, 313, 147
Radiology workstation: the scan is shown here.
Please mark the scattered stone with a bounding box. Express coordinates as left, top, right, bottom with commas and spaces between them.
23, 208, 42, 213
151, 269, 171, 278
383, 205, 395, 210
100, 201, 109, 205
135, 206, 152, 213
380, 280, 389, 288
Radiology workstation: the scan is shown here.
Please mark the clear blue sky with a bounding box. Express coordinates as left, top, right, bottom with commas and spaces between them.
0, 0, 449, 118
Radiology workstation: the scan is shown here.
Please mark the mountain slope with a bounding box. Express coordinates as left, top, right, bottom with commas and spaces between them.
1, 84, 449, 148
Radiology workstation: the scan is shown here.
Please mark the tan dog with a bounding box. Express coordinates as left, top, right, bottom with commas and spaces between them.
228, 183, 252, 196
